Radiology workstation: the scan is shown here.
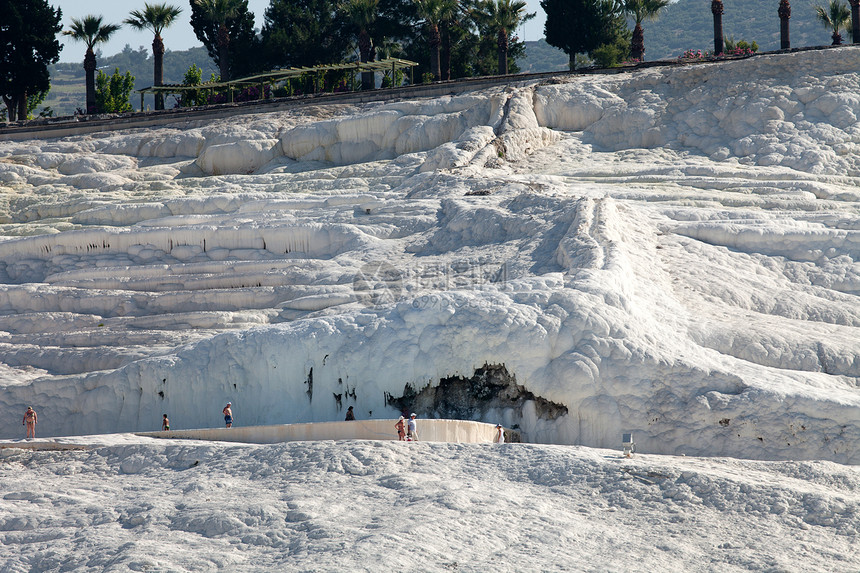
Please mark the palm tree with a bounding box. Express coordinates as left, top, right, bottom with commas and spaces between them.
472, 0, 534, 75
414, 0, 447, 81
438, 0, 461, 81
815, 0, 852, 44
711, 0, 724, 54
851, 0, 860, 43
620, 0, 668, 61
193, 0, 242, 81
342, 0, 379, 91
125, 3, 182, 110
778, 0, 791, 50
63, 15, 122, 114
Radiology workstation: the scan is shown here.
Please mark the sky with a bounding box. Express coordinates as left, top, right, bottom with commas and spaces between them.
52, 0, 548, 63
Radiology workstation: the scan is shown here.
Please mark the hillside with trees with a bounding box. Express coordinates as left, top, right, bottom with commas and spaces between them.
641, 0, 832, 60
519, 39, 569, 72
46, 46, 217, 116
37, 0, 854, 117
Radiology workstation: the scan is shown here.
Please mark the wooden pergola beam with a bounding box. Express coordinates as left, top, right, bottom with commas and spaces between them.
135, 58, 419, 108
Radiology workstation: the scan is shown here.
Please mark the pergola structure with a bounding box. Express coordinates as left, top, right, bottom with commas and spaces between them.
136, 58, 418, 110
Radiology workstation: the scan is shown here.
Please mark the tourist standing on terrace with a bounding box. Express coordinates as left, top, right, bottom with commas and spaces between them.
345, 406, 355, 421
407, 413, 418, 441
395, 416, 406, 440
223, 402, 233, 428
22, 406, 37, 439
494, 424, 505, 443
162, 414, 170, 431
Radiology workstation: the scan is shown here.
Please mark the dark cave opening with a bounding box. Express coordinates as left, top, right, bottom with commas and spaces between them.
383, 363, 568, 435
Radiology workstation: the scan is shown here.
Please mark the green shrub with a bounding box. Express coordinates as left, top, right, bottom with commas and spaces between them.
179, 64, 209, 107
95, 68, 135, 113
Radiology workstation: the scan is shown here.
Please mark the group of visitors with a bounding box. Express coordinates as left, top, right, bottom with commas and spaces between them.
394, 413, 420, 441
348, 407, 420, 441
21, 403, 504, 442
156, 403, 228, 433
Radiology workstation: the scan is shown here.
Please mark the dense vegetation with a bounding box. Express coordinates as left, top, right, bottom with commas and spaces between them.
47, 45, 218, 115
29, 0, 860, 117
0, 0, 63, 120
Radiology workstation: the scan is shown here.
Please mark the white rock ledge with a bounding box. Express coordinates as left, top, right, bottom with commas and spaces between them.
137, 419, 510, 444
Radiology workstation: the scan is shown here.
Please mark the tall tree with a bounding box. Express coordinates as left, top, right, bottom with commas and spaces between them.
0, 0, 63, 121
341, 0, 380, 90
63, 15, 121, 114
261, 0, 350, 69
373, 0, 420, 61
471, 0, 534, 75
778, 0, 791, 50
620, 0, 668, 61
438, 0, 464, 80
711, 0, 723, 54
124, 2, 183, 110
851, 0, 860, 43
414, 0, 447, 80
190, 0, 256, 81
815, 0, 851, 44
541, 0, 619, 69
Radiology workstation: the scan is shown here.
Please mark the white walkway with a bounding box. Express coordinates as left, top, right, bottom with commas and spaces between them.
137, 419, 509, 444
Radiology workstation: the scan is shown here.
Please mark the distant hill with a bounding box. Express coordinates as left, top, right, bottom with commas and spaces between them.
518, 0, 838, 71
45, 45, 218, 117
519, 39, 570, 73
641, 0, 836, 61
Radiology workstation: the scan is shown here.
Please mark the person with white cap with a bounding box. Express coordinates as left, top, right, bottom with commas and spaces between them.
223, 402, 233, 428
407, 413, 418, 441
494, 424, 505, 443
395, 416, 406, 440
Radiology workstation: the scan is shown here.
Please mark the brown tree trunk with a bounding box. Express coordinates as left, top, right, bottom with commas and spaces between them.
441, 26, 451, 81
84, 48, 97, 114
359, 30, 374, 91
217, 24, 230, 82
712, 0, 724, 55
778, 0, 791, 50
497, 28, 508, 75
631, 23, 645, 61
2, 95, 14, 121
429, 25, 441, 81
153, 34, 165, 110
832, 31, 843, 45
851, 0, 860, 43
17, 89, 27, 120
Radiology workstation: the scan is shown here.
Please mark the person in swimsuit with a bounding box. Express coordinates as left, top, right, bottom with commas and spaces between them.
395, 416, 406, 440
345, 406, 355, 421
223, 402, 233, 428
22, 406, 37, 439
162, 414, 170, 431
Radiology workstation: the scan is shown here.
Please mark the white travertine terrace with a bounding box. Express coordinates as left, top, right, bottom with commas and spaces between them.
0, 48, 858, 465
